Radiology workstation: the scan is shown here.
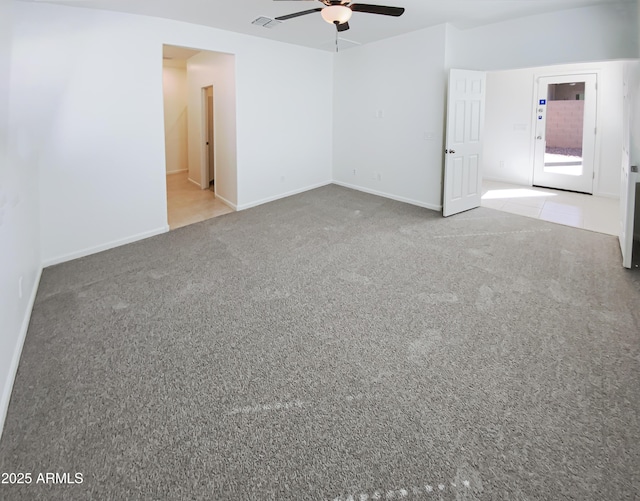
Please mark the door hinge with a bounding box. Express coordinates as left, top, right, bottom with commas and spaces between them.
593, 172, 595, 179
594, 127, 597, 135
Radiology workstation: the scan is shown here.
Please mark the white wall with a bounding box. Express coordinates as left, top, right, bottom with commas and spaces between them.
12, 4, 170, 266
482, 68, 533, 186
0, 0, 42, 437
186, 51, 237, 206
447, 3, 638, 71
162, 61, 189, 174
11, 2, 333, 265
333, 25, 447, 210
234, 42, 333, 209
484, 61, 626, 197
0, 0, 8, 144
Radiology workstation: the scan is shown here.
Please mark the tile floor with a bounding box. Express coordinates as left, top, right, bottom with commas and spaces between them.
481, 180, 619, 236
166, 172, 233, 230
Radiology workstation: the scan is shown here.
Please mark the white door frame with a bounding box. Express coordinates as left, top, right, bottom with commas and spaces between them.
200, 86, 215, 192
531, 72, 599, 194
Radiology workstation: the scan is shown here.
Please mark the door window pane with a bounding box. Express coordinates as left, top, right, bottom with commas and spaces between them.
544, 82, 585, 176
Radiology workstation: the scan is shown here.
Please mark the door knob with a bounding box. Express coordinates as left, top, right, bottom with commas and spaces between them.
537, 136, 542, 140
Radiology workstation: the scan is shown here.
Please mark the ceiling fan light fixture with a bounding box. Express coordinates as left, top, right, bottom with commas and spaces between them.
321, 5, 352, 25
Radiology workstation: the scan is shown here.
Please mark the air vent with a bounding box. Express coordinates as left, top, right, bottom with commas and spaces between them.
252, 17, 282, 29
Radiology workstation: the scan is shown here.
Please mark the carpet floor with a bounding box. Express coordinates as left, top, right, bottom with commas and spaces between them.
1, 185, 639, 501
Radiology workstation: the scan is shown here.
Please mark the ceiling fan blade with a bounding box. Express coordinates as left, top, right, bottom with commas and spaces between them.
337, 21, 350, 32
350, 4, 405, 16
275, 8, 323, 20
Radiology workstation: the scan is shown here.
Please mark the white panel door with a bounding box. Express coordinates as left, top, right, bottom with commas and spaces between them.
619, 63, 637, 268
533, 74, 597, 194
443, 69, 486, 217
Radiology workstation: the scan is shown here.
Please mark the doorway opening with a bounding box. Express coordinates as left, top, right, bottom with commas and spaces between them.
533, 73, 597, 194
204, 86, 215, 192
161, 44, 237, 230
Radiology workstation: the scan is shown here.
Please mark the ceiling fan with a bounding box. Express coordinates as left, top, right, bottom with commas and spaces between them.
274, 0, 405, 32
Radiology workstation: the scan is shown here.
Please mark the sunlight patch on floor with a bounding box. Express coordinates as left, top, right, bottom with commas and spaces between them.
481, 180, 618, 236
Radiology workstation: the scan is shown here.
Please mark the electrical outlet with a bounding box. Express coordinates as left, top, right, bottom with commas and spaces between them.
377, 173, 382, 181
280, 175, 285, 182
499, 161, 505, 169
352, 169, 357, 176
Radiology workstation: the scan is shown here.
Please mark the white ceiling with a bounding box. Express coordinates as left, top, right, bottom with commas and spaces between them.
28, 0, 634, 51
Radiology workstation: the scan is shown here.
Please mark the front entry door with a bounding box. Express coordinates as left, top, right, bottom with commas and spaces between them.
533, 74, 597, 194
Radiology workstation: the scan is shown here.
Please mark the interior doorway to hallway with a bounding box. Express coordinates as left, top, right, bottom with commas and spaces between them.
161, 44, 237, 230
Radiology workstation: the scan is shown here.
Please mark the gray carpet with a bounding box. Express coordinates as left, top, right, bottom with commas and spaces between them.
1, 184, 639, 501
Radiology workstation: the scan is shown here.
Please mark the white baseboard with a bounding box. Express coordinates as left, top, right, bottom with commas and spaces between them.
42, 226, 170, 267
332, 181, 442, 212
215, 193, 237, 211
593, 191, 619, 200
187, 177, 201, 188
0, 266, 43, 439
166, 169, 188, 175
236, 181, 332, 211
